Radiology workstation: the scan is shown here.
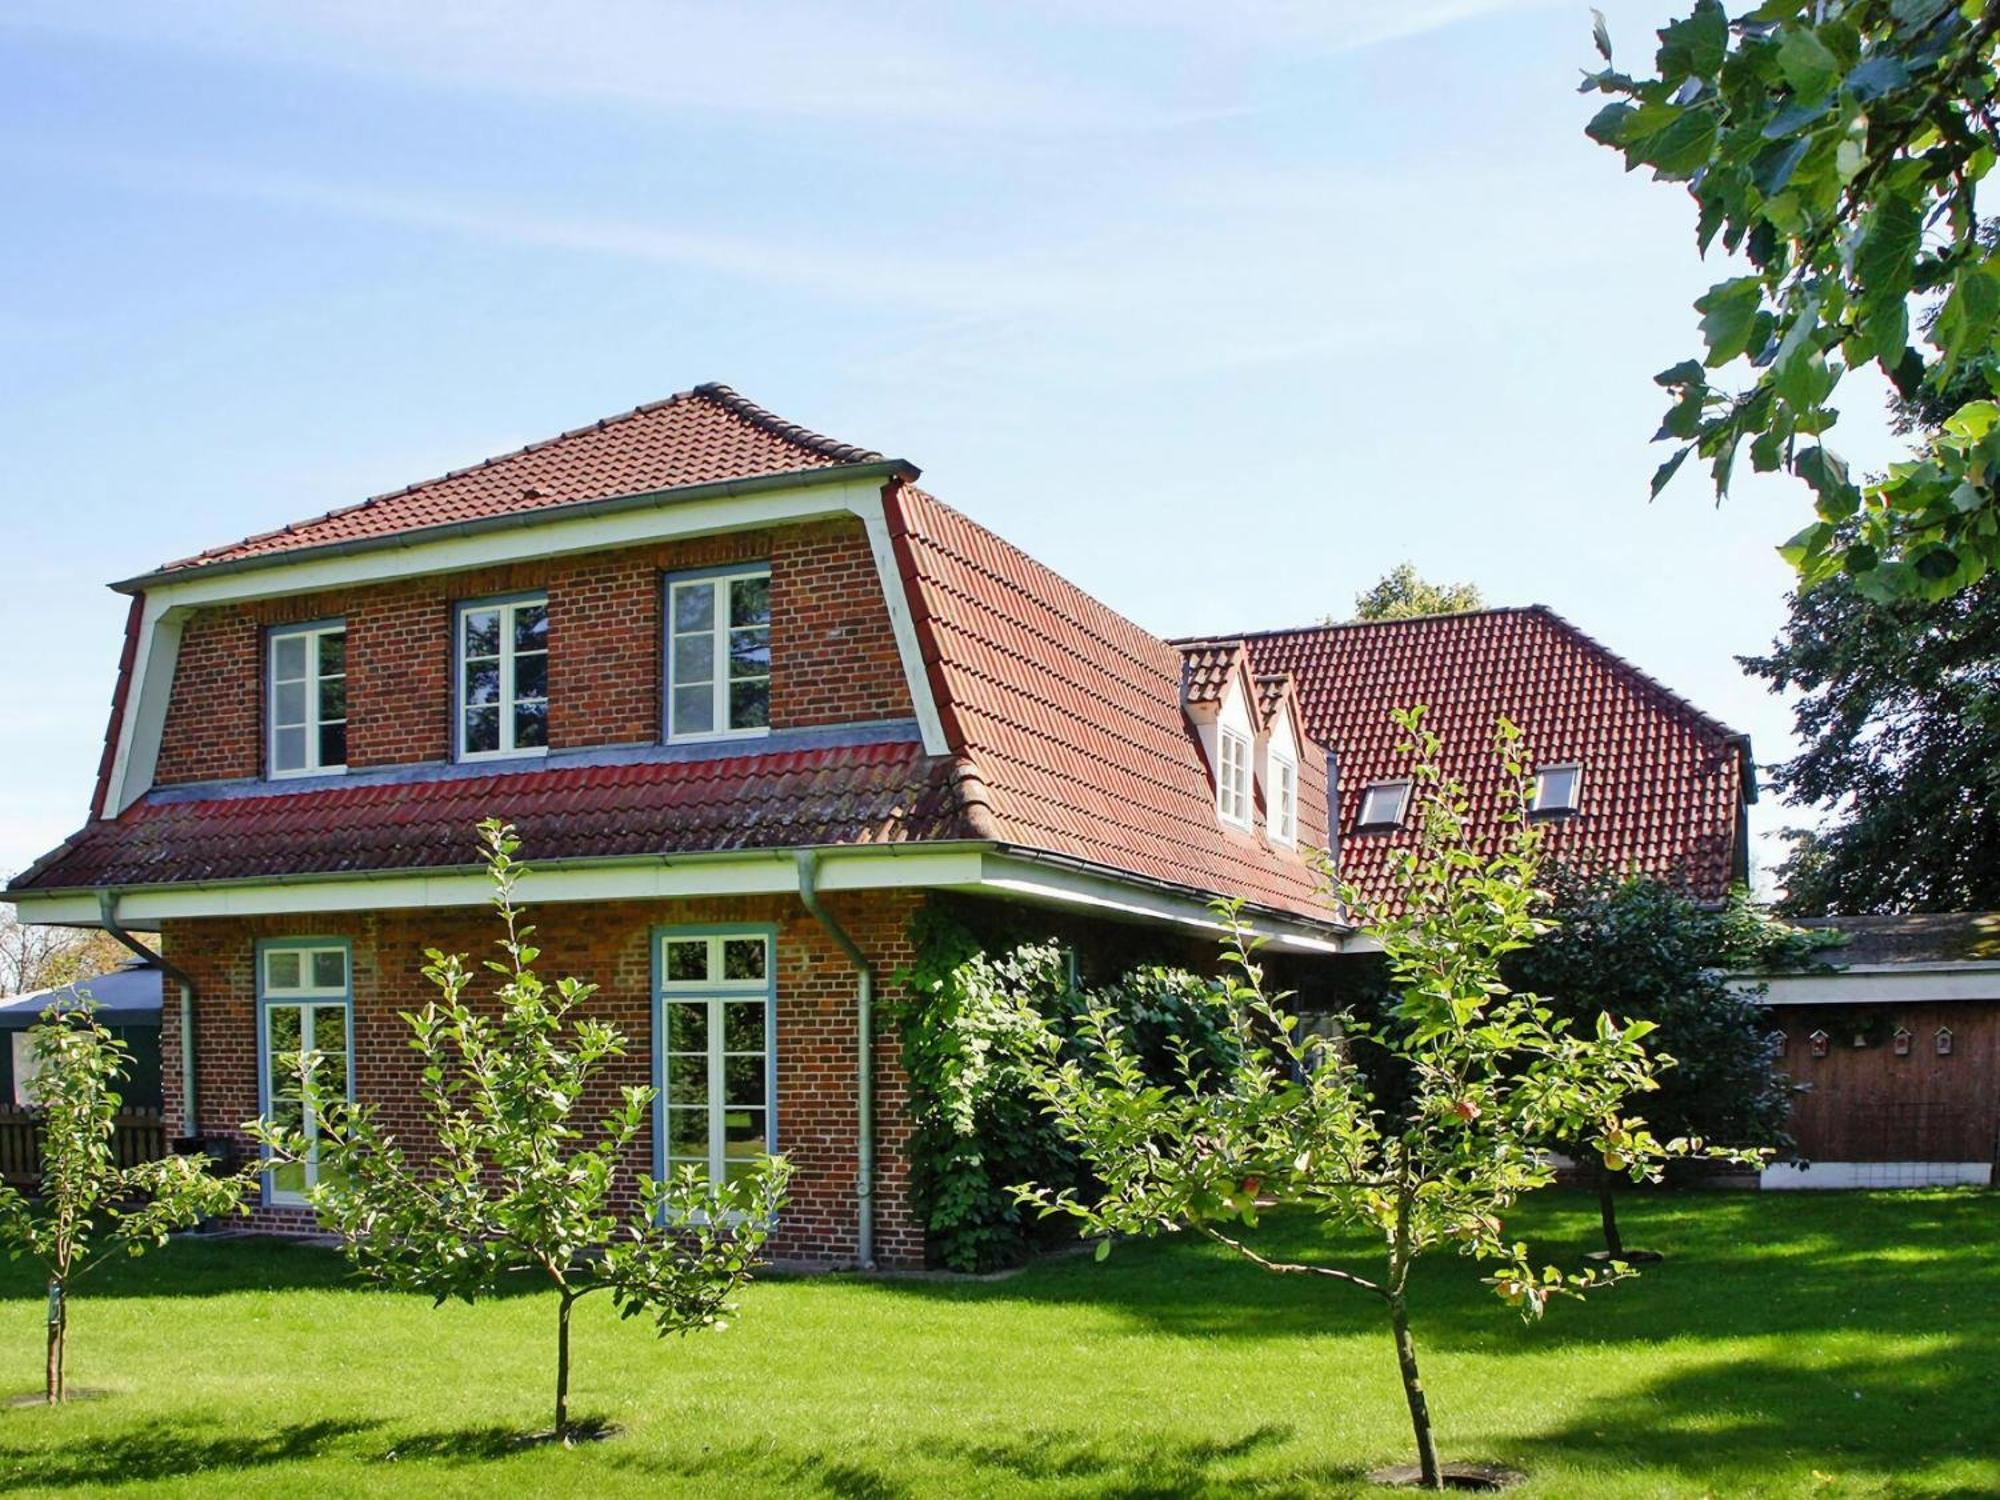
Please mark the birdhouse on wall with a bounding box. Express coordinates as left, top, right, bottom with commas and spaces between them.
1936, 1027, 1954, 1057
1769, 1029, 1788, 1057
1809, 1029, 1830, 1059
1893, 1027, 1912, 1057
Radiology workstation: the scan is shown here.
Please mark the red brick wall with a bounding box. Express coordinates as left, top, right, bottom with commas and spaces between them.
159, 888, 924, 1268
153, 518, 915, 785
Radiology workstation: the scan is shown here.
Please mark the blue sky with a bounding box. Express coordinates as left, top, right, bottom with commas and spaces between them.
0, 1, 1904, 886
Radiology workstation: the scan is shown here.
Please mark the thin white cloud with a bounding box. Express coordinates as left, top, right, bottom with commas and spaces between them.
1023, 0, 1557, 52
1, 0, 1231, 132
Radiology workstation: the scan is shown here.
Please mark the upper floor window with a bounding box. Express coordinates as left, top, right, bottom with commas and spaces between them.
668, 568, 771, 741
457, 595, 548, 760
1532, 763, 1582, 816
1268, 750, 1299, 846
269, 622, 346, 778
1355, 779, 1411, 830
1217, 727, 1252, 828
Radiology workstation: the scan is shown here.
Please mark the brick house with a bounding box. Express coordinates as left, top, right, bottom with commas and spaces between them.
5, 385, 1759, 1263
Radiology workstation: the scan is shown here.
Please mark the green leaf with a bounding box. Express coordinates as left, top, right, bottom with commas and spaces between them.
1094, 1237, 1111, 1262
1585, 101, 1635, 147
1843, 54, 1910, 101
1934, 265, 2000, 378
1651, 446, 1693, 498
1696, 277, 1765, 366
1776, 25, 1840, 100
1660, 0, 1729, 79
1643, 106, 1721, 178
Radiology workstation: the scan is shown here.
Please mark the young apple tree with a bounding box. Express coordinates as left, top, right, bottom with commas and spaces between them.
0, 1005, 251, 1403
1014, 711, 1747, 1490
255, 820, 791, 1443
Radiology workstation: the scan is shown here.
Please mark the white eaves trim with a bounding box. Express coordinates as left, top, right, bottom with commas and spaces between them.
1743, 964, 2000, 1006
101, 474, 950, 814
17, 847, 1350, 952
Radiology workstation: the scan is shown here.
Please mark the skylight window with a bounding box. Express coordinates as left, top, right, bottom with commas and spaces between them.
1355, 780, 1411, 830
1217, 728, 1252, 828
1532, 764, 1582, 816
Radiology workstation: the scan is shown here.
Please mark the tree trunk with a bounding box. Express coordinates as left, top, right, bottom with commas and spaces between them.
1388, 1292, 1441, 1490
1597, 1161, 1624, 1259
554, 1291, 574, 1439
45, 1279, 66, 1405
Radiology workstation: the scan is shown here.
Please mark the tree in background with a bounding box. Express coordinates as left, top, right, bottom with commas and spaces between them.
0, 900, 135, 998
0, 1006, 250, 1402
1741, 561, 2000, 913
1015, 712, 1737, 1490
1347, 564, 1484, 622
1508, 875, 1822, 1257
255, 821, 791, 1443
1583, 3, 2000, 600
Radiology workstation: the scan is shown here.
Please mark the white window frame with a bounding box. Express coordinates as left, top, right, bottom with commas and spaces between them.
666, 567, 773, 744
455, 594, 549, 763
257, 942, 354, 1208
655, 929, 776, 1192
1268, 748, 1299, 846
1356, 779, 1412, 830
1532, 763, 1583, 816
267, 621, 347, 779
1217, 727, 1253, 828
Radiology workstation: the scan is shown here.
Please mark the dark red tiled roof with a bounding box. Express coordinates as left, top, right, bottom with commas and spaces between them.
17, 743, 967, 890
1238, 608, 1750, 909
888, 485, 1334, 922
1178, 641, 1250, 708
156, 384, 885, 576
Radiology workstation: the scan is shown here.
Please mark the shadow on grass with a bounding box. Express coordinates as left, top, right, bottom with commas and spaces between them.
1513, 1339, 1999, 1495
583, 1420, 1353, 1500
866, 1189, 2000, 1355
0, 1235, 546, 1304
0, 1417, 379, 1491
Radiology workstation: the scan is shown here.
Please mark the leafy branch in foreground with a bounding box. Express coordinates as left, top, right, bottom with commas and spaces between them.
0, 1004, 251, 1402
1013, 709, 1756, 1490
1583, 1, 2000, 600
252, 819, 791, 1442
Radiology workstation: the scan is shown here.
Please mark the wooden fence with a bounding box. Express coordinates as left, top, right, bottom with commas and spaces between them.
0, 1107, 168, 1188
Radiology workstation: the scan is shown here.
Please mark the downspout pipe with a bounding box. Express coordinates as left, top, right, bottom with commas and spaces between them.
795, 850, 875, 1270
97, 891, 200, 1147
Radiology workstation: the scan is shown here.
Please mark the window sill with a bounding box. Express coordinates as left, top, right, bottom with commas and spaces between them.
667, 727, 773, 747
268, 765, 348, 783
455, 747, 551, 766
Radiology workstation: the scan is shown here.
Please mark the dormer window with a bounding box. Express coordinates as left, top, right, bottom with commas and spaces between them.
668, 567, 772, 741
1532, 763, 1582, 816
456, 594, 549, 760
1217, 728, 1252, 828
1268, 748, 1298, 846
268, 621, 347, 778
1355, 780, 1411, 830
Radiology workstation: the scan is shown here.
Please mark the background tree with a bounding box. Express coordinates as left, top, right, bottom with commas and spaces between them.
256, 820, 791, 1443
1741, 558, 2000, 913
1507, 875, 1820, 1256
1345, 564, 1485, 623
0, 898, 135, 998
0, 1005, 249, 1402
1015, 712, 1736, 1490
1583, 2, 2000, 600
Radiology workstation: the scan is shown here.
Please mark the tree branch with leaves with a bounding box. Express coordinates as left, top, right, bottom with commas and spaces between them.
1584, 0, 2000, 600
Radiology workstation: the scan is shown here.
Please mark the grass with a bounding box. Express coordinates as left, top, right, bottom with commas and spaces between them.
0, 1189, 1993, 1497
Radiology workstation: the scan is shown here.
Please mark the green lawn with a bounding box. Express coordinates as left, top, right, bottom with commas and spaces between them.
0, 1189, 1993, 1498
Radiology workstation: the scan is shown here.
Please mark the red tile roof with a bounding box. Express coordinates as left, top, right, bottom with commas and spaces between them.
1237, 608, 1751, 909
888, 485, 1334, 921
19, 743, 968, 890
155, 384, 886, 576
1178, 641, 1250, 708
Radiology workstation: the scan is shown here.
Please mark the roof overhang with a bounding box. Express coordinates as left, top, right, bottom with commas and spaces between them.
111, 459, 918, 597
1735, 962, 2000, 1006
10, 842, 1354, 953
